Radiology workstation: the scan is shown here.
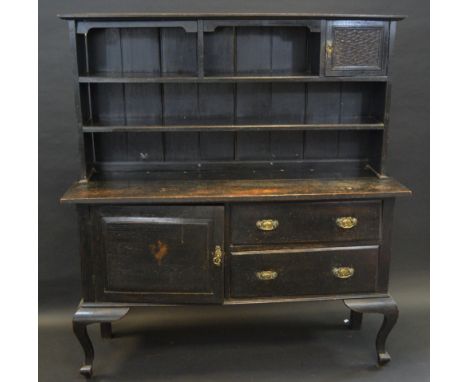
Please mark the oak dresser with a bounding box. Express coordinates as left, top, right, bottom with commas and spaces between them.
59, 12, 411, 378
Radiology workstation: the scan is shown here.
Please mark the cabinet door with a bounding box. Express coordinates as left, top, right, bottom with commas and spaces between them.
325, 21, 389, 76
94, 206, 224, 304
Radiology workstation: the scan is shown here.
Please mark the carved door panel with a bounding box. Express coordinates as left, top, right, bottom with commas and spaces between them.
93, 206, 224, 304
325, 21, 389, 76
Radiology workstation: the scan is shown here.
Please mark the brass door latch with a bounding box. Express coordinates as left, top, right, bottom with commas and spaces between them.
213, 245, 223, 266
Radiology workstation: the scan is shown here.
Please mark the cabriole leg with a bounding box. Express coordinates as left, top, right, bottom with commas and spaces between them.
73, 305, 129, 378
343, 297, 399, 366
345, 309, 363, 330
100, 322, 113, 339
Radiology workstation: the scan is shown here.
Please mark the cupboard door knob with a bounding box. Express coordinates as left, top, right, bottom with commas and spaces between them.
256, 219, 279, 231
326, 42, 333, 57
332, 267, 355, 279
336, 216, 358, 229
256, 270, 278, 281
213, 245, 223, 266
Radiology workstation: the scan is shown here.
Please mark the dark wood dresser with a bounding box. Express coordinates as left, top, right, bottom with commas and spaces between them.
59, 12, 411, 378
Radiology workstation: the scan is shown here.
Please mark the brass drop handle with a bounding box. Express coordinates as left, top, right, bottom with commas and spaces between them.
332, 267, 355, 279
336, 216, 358, 229
256, 219, 279, 231
213, 245, 223, 266
326, 42, 333, 57
256, 270, 278, 281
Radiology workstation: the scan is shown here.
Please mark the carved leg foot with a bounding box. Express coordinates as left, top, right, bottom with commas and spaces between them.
73, 305, 129, 378
343, 297, 399, 366
100, 323, 113, 339
345, 309, 363, 330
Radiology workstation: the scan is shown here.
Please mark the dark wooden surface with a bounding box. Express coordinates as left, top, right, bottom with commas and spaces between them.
344, 297, 399, 365
231, 200, 381, 245
230, 245, 379, 298
62, 176, 410, 204
59, 13, 406, 21
92, 205, 224, 304
60, 13, 410, 373
325, 21, 389, 76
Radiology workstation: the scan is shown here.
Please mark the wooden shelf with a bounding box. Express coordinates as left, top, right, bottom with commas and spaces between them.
61, 176, 411, 204
59, 13, 406, 21
79, 73, 388, 84
83, 122, 384, 133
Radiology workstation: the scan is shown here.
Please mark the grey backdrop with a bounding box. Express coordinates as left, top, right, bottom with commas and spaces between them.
39, 1, 429, 381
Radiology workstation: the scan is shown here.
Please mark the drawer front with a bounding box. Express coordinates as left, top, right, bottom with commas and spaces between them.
231, 201, 381, 245
93, 206, 224, 304
230, 246, 379, 298
325, 21, 389, 76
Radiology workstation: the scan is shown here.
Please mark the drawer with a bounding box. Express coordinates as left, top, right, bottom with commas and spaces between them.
230, 201, 381, 245
93, 205, 224, 304
230, 246, 379, 298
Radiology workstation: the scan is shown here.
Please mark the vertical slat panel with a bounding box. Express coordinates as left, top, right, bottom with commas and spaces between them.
236, 132, 270, 160
165, 132, 200, 161
236, 83, 271, 124
197, 20, 204, 78
91, 84, 125, 125
94, 133, 127, 162
338, 131, 376, 159
272, 27, 308, 74
270, 131, 303, 159
120, 28, 160, 73
163, 84, 198, 125
236, 27, 271, 74
127, 133, 164, 162
124, 84, 162, 125
271, 83, 305, 123
200, 132, 235, 160
160, 28, 197, 75
198, 84, 234, 124
204, 27, 234, 75
306, 83, 341, 123
304, 131, 339, 159
87, 29, 122, 73
341, 82, 371, 123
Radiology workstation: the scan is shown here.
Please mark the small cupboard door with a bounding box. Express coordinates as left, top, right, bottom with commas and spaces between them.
325, 21, 389, 76
94, 206, 224, 304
